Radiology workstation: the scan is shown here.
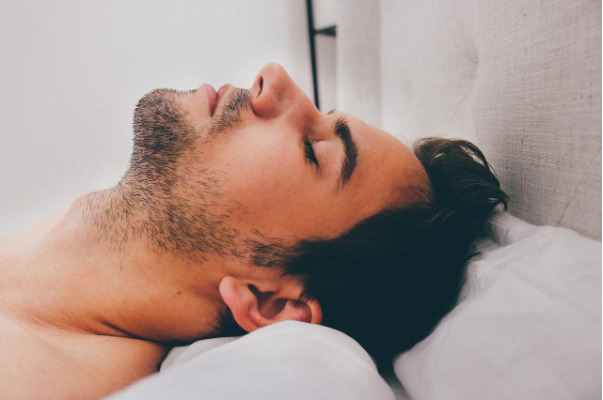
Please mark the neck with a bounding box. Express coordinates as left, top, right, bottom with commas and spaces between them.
0, 187, 227, 343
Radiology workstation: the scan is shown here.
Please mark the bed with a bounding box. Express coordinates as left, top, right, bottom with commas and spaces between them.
106, 1, 601, 399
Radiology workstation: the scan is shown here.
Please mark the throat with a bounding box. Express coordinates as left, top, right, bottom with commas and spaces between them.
0, 194, 139, 338
1, 187, 229, 346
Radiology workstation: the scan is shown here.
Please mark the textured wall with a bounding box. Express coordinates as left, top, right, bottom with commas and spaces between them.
335, 0, 382, 127
378, 0, 601, 239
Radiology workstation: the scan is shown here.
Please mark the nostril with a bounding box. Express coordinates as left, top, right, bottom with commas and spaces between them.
251, 75, 263, 101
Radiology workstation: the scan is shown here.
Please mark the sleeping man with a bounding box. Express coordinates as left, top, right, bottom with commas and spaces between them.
0, 63, 507, 398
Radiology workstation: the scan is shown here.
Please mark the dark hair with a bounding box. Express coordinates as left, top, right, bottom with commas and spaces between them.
281, 137, 508, 365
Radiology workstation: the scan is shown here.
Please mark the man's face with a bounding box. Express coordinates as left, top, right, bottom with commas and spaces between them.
127, 63, 428, 256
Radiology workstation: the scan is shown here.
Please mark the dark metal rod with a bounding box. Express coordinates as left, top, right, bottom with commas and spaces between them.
314, 25, 336, 36
306, 0, 320, 109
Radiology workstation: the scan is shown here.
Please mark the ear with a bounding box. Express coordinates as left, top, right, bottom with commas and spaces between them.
218, 276, 322, 333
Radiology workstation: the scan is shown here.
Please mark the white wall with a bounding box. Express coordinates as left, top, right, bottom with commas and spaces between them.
0, 0, 312, 236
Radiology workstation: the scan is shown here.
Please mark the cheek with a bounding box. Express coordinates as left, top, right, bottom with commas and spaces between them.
187, 126, 348, 239
222, 158, 340, 238
217, 137, 309, 213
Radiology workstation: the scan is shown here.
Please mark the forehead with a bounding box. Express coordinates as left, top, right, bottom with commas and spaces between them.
341, 113, 429, 212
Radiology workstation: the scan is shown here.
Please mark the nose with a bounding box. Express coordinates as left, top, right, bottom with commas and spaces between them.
250, 63, 318, 120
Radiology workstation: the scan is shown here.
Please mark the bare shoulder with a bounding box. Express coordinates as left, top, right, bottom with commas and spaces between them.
0, 210, 67, 275
0, 314, 167, 399
11, 210, 67, 241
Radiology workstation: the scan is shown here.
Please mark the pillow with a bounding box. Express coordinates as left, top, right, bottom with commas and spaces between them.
106, 321, 395, 400
394, 213, 601, 399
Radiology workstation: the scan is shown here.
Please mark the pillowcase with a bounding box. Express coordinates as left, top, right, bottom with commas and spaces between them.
106, 321, 395, 400
394, 213, 601, 399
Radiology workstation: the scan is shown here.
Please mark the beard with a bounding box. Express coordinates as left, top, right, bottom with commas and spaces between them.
78, 86, 295, 340
128, 87, 250, 177
99, 87, 260, 262
129, 88, 195, 181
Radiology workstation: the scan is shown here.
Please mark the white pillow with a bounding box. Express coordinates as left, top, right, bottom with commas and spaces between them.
394, 213, 601, 399
106, 321, 395, 400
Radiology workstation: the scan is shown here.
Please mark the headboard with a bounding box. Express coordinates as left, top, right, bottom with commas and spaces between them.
335, 0, 601, 239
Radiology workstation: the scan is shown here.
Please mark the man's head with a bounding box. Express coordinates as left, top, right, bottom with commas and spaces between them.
125, 63, 429, 247
111, 63, 505, 362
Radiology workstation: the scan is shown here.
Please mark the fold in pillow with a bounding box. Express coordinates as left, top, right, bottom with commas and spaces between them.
106, 321, 395, 400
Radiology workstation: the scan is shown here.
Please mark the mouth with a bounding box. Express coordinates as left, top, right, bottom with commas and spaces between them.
203, 84, 234, 117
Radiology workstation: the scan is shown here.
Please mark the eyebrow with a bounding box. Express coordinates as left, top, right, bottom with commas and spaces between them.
334, 117, 358, 187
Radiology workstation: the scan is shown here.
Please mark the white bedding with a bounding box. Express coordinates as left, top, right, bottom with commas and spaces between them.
394, 212, 601, 399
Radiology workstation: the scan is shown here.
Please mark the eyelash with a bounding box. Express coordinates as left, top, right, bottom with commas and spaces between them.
304, 137, 319, 167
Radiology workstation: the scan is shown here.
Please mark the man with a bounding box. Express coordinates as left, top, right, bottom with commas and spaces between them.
0, 63, 506, 398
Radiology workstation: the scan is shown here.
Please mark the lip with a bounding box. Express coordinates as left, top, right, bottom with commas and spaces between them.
201, 84, 218, 116
200, 83, 233, 116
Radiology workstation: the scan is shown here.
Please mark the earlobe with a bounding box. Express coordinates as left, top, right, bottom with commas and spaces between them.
218, 276, 322, 333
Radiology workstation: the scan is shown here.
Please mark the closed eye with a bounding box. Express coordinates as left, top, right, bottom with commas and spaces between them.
304, 137, 319, 167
